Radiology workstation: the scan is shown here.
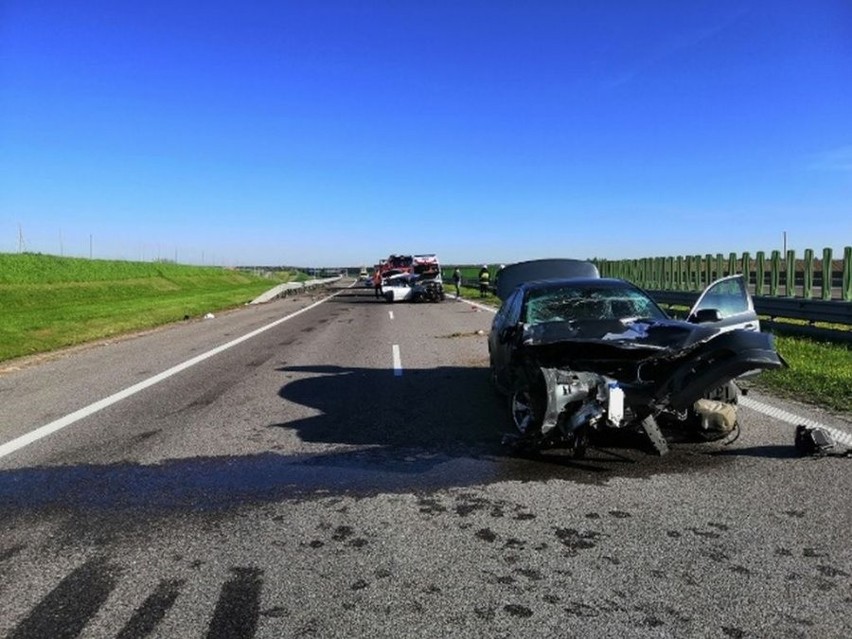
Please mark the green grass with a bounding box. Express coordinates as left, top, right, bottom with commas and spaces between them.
0, 253, 306, 362
756, 336, 851, 413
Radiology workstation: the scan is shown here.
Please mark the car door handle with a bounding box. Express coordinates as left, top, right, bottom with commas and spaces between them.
743, 322, 757, 331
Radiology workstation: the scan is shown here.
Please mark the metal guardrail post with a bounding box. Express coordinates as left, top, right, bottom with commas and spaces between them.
770, 250, 781, 297
755, 251, 765, 296
822, 248, 833, 301
785, 250, 795, 297
803, 249, 814, 299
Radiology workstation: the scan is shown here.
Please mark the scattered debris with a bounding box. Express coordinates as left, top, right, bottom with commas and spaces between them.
795, 424, 852, 457
204, 313, 215, 320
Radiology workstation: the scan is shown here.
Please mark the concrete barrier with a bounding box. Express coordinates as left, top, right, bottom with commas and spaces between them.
250, 276, 342, 305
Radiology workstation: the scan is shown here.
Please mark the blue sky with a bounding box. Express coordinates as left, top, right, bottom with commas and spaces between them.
1, 1, 850, 267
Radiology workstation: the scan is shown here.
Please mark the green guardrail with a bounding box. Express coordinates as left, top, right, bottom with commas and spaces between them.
593, 246, 852, 302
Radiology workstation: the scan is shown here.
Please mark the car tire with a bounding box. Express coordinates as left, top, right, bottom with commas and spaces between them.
510, 388, 544, 436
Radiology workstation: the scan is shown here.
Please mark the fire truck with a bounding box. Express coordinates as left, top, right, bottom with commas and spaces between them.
375, 254, 444, 302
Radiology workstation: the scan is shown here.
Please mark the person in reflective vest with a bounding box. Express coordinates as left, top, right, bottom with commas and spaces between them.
478, 265, 490, 297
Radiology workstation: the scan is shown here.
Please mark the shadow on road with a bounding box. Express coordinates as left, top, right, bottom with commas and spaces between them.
270, 364, 507, 449
0, 366, 746, 517
711, 445, 800, 459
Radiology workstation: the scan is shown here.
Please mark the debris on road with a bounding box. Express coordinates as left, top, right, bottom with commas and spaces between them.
795, 424, 852, 457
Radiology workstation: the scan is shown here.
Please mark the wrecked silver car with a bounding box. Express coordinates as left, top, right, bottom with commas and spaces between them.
488, 259, 786, 455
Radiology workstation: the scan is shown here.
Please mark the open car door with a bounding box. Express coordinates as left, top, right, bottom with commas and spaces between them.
687, 275, 759, 332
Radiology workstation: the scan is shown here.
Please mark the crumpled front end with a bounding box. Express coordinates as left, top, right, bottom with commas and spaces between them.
509, 325, 785, 454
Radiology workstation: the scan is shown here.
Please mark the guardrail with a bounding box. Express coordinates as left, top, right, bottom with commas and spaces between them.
455, 276, 852, 343
250, 276, 342, 305
647, 290, 852, 344
594, 246, 852, 302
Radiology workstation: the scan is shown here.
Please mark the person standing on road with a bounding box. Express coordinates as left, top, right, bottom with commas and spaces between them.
372, 269, 383, 299
453, 268, 462, 298
478, 265, 490, 297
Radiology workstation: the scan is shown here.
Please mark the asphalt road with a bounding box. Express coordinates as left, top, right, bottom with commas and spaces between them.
1, 281, 851, 638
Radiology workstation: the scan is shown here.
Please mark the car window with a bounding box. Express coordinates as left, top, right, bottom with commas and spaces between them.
524, 285, 666, 325
693, 275, 751, 319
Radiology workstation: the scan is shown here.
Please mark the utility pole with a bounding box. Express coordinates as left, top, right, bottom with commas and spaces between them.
783, 231, 787, 254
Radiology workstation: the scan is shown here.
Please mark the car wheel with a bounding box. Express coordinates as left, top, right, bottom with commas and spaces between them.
511, 389, 541, 436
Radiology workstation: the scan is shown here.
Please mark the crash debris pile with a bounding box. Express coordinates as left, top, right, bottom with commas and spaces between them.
794, 424, 852, 457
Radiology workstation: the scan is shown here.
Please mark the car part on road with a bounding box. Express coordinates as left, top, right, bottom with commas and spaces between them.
794, 424, 852, 457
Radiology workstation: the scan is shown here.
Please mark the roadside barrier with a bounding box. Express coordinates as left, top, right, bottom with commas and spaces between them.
454, 276, 852, 343
250, 276, 342, 305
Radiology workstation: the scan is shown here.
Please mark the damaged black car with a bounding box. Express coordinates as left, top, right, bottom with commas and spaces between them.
488, 259, 786, 456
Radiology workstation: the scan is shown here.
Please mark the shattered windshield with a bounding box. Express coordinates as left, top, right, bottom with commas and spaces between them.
524, 284, 667, 325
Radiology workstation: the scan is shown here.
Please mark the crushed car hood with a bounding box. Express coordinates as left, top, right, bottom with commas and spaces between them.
520, 319, 786, 410
523, 318, 719, 352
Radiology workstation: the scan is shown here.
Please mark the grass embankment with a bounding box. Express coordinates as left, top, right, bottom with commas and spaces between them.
759, 337, 850, 413
0, 253, 307, 362
453, 285, 851, 413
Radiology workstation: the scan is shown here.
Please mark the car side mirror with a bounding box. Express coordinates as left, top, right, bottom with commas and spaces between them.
689, 308, 723, 323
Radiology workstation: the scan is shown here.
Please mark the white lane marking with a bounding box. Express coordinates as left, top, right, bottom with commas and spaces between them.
392, 344, 402, 377
388, 311, 394, 320
0, 290, 346, 461
449, 294, 496, 313
740, 395, 852, 447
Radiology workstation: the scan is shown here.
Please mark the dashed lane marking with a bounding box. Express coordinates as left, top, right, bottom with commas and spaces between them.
392, 344, 403, 377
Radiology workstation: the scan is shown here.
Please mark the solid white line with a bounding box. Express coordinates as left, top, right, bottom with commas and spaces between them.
392, 344, 402, 377
449, 294, 496, 314
740, 395, 852, 447
0, 289, 346, 461
388, 311, 394, 320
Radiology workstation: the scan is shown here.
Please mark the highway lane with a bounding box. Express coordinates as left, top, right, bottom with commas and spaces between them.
1, 283, 851, 638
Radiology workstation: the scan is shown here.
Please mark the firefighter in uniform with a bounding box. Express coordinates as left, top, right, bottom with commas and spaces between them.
478, 265, 490, 297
